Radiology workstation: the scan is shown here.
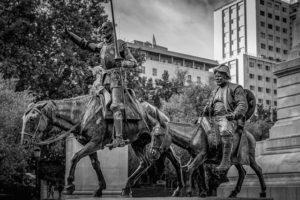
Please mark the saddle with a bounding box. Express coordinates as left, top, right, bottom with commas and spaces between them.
201, 116, 249, 165
97, 87, 141, 120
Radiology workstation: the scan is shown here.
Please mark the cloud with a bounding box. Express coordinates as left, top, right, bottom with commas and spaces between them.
104, 0, 232, 59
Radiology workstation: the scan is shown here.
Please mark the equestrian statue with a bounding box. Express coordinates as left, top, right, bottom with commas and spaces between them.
154, 64, 266, 198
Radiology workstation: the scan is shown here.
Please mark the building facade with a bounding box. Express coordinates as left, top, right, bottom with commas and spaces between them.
214, 0, 300, 107
127, 40, 218, 84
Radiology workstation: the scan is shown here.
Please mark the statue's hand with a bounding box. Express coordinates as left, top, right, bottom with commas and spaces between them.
57, 20, 69, 34
115, 59, 123, 68
225, 114, 235, 121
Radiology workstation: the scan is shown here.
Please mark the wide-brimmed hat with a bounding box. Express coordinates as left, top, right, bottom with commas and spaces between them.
214, 64, 230, 78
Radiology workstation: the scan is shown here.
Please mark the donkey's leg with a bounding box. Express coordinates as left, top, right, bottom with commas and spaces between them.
228, 165, 246, 198
250, 157, 267, 198
122, 141, 150, 197
185, 153, 206, 197
89, 152, 106, 197
66, 141, 101, 195
197, 164, 207, 197
166, 147, 184, 197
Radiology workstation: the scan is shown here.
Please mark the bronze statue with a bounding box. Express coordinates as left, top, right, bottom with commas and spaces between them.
58, 20, 137, 148
21, 97, 184, 197
153, 65, 266, 198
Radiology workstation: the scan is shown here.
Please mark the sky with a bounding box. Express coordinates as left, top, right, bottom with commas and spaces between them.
103, 0, 232, 60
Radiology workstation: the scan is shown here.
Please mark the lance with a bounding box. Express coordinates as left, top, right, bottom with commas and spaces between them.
107, 0, 126, 113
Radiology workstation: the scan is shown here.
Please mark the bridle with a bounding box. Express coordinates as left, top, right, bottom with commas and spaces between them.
150, 127, 165, 151
21, 107, 49, 140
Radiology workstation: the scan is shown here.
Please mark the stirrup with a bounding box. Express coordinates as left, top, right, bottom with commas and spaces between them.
106, 138, 129, 149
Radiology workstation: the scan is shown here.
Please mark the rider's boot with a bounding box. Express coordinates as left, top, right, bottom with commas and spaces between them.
106, 110, 126, 149
216, 135, 233, 171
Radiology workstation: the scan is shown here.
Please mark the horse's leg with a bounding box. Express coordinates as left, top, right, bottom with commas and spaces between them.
250, 156, 267, 198
89, 152, 106, 197
228, 165, 246, 198
197, 164, 207, 197
66, 140, 101, 195
122, 141, 150, 197
185, 153, 206, 197
165, 147, 184, 197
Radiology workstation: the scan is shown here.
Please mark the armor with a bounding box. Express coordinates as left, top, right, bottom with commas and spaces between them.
207, 66, 248, 171
65, 22, 137, 148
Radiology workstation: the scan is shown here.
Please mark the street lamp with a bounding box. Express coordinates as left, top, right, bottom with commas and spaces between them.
34, 147, 41, 200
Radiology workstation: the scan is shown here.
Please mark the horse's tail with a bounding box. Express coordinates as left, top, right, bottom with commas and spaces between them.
245, 129, 257, 157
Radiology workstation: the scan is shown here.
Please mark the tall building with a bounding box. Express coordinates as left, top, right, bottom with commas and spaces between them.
127, 40, 218, 84
214, 0, 300, 107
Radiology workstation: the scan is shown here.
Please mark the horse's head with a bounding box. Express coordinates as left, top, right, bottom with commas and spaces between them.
21, 102, 52, 145
159, 122, 172, 153
149, 126, 165, 160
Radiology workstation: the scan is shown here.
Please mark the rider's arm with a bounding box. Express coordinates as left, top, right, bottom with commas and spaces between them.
119, 40, 137, 68
232, 86, 248, 120
66, 31, 102, 52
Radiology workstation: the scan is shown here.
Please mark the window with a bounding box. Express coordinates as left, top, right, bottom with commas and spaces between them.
261, 32, 265, 38
269, 46, 273, 51
258, 98, 263, 104
276, 37, 280, 43
250, 85, 255, 90
274, 79, 277, 83
197, 76, 201, 83
283, 39, 288, 44
250, 62, 254, 67
261, 22, 265, 27
267, 2, 272, 8
153, 68, 157, 76
187, 75, 191, 81
258, 64, 262, 69
274, 90, 277, 95
266, 100, 271, 105
268, 13, 272, 18
249, 74, 255, 79
260, 11, 265, 16
261, 44, 266, 49
284, 50, 288, 54
282, 7, 287, 12
266, 77, 270, 82
283, 28, 287, 33
266, 65, 270, 71
274, 101, 277, 106
260, 0, 264, 5
258, 75, 263, 80
275, 15, 280, 21
141, 66, 145, 74
258, 87, 263, 92
268, 24, 273, 29
268, 35, 273, 41
276, 48, 281, 53
231, 19, 234, 24
283, 18, 287, 23
266, 88, 271, 93
275, 5, 279, 10
276, 26, 280, 31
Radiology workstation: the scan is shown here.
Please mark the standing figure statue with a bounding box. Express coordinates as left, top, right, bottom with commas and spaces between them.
59, 21, 137, 148
206, 64, 248, 171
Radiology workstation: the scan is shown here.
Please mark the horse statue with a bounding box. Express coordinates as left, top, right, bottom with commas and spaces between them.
154, 116, 267, 198
21, 93, 184, 197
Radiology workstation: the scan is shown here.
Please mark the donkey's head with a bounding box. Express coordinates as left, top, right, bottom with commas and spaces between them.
21, 102, 53, 145
149, 126, 166, 160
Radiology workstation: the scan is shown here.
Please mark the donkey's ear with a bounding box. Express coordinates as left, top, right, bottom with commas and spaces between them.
27, 103, 35, 109
36, 102, 48, 109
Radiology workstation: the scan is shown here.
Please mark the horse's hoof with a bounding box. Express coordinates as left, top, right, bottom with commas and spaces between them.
228, 190, 237, 198
186, 191, 193, 197
66, 184, 75, 195
172, 190, 181, 197
122, 187, 132, 197
198, 191, 207, 198
92, 188, 103, 197
260, 192, 266, 198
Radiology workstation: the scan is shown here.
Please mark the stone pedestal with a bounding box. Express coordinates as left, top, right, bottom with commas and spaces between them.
218, 58, 300, 200
65, 135, 128, 195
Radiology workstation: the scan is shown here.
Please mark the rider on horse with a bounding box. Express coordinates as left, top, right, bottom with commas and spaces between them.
205, 64, 248, 171
60, 21, 137, 148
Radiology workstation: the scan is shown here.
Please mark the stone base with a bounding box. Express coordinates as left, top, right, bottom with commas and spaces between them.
66, 196, 273, 200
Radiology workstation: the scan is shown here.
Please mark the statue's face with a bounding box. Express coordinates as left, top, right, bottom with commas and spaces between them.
101, 22, 113, 39
214, 72, 227, 86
